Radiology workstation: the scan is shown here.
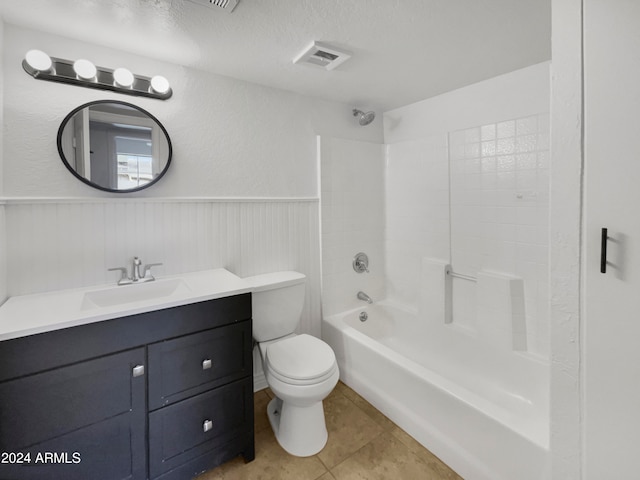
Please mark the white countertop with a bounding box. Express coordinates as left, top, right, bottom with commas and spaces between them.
0, 268, 252, 341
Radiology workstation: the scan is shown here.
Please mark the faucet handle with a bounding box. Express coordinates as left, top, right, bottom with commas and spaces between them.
108, 267, 132, 285
142, 263, 163, 280
353, 252, 370, 273
356, 260, 370, 273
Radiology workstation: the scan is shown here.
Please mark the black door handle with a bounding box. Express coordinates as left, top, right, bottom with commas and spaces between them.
601, 227, 608, 273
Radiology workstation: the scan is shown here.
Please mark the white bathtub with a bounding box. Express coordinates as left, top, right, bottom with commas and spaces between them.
322, 302, 550, 480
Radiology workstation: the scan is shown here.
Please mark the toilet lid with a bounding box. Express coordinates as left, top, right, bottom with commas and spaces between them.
266, 334, 336, 381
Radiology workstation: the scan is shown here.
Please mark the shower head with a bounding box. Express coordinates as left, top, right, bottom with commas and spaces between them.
353, 108, 375, 126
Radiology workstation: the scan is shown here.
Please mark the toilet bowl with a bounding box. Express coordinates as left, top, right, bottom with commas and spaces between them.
245, 271, 339, 457
260, 334, 339, 456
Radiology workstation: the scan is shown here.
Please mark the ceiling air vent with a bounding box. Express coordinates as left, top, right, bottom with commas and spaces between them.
293, 42, 352, 71
186, 0, 240, 13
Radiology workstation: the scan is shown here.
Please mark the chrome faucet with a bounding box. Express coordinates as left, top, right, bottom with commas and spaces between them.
132, 257, 143, 281
108, 257, 163, 285
357, 291, 373, 304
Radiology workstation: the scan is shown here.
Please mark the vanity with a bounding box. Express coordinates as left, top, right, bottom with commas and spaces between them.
0, 269, 255, 480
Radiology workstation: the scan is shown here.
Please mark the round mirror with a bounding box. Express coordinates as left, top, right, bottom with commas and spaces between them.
57, 100, 172, 192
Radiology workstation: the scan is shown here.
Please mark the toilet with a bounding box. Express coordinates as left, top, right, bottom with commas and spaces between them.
245, 271, 339, 457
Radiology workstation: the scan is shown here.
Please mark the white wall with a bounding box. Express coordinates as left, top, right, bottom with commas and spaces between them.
3, 24, 381, 198
385, 136, 449, 308
448, 115, 550, 355
384, 62, 550, 143
1, 23, 381, 289
549, 0, 583, 477
0, 203, 5, 304
383, 63, 550, 358
549, 3, 640, 478
319, 137, 385, 316
1, 22, 382, 391
0, 19, 5, 304
4, 198, 321, 332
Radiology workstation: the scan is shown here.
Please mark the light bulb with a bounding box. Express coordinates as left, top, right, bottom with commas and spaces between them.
150, 75, 170, 94
25, 50, 52, 72
73, 59, 97, 80
113, 67, 134, 87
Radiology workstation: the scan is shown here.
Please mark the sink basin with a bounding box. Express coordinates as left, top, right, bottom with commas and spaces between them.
81, 278, 190, 310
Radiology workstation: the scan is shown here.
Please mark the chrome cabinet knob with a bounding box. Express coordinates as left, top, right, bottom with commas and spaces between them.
132, 365, 145, 377
202, 359, 212, 370
203, 419, 213, 433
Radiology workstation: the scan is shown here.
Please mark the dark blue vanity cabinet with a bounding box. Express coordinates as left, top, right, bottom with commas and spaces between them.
0, 293, 254, 480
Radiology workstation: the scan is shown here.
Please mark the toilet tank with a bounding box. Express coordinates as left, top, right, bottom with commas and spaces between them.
243, 271, 306, 342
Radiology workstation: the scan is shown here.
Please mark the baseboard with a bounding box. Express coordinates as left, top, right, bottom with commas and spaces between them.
253, 371, 268, 392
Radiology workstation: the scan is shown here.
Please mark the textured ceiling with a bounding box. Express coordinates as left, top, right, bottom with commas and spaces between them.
0, 0, 551, 111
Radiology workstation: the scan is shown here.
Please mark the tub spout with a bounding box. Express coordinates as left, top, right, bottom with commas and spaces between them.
357, 291, 373, 304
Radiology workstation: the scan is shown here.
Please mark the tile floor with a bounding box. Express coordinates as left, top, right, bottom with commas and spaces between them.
197, 381, 463, 480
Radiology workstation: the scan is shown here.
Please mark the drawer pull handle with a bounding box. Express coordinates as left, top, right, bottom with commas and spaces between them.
132, 365, 145, 377
203, 419, 213, 433
202, 359, 212, 370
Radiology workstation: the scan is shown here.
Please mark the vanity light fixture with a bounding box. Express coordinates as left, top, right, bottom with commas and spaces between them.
150, 75, 170, 95
73, 59, 97, 80
24, 49, 52, 72
22, 50, 172, 100
113, 67, 135, 88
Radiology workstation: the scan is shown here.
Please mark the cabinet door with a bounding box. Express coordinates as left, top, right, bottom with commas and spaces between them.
583, 1, 640, 477
0, 348, 146, 480
148, 320, 252, 409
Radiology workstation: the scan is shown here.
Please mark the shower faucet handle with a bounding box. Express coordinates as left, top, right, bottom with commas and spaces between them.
355, 260, 369, 273
353, 252, 370, 273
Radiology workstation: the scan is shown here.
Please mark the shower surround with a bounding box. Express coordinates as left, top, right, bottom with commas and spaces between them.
319, 62, 550, 479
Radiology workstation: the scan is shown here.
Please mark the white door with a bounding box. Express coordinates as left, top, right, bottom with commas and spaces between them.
583, 0, 640, 477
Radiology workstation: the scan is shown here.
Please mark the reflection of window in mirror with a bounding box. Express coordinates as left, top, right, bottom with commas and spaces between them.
114, 133, 153, 189
117, 155, 152, 189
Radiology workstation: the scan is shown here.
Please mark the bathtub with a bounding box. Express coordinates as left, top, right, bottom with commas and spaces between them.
322, 302, 550, 480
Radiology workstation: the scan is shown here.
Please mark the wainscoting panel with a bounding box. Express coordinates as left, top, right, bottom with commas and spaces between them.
4, 198, 321, 338
0, 204, 6, 304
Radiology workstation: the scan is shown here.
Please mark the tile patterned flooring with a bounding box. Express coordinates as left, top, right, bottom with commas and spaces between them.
197, 381, 463, 480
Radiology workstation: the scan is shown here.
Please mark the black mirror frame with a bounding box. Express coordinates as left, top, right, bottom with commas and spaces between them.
57, 100, 173, 193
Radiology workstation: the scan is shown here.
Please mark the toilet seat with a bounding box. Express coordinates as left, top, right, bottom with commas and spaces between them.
265, 334, 337, 386
267, 363, 338, 386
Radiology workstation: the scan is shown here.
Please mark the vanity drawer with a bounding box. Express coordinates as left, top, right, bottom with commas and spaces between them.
148, 376, 253, 479
148, 320, 252, 409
